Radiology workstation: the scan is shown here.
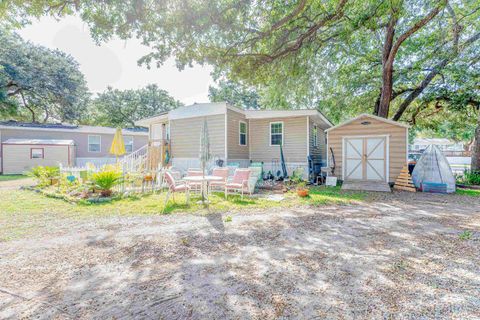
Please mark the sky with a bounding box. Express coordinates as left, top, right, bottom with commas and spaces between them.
17, 16, 215, 105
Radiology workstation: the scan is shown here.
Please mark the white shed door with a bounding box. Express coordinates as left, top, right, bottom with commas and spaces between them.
344, 137, 387, 181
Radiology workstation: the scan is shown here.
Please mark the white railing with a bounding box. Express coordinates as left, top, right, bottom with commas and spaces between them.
119, 144, 149, 173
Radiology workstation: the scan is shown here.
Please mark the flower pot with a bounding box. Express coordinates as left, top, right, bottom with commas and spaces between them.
297, 189, 309, 197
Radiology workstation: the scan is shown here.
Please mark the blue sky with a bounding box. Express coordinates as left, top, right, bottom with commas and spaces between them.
18, 16, 214, 104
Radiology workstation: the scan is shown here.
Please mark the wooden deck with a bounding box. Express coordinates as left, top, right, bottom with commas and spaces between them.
341, 180, 392, 192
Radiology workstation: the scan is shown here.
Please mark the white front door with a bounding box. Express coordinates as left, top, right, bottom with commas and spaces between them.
344, 136, 387, 181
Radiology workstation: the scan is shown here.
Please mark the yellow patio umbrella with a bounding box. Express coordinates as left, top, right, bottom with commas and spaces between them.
110, 128, 126, 160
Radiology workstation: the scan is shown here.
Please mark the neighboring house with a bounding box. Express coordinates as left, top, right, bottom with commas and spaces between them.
410, 138, 471, 156
135, 102, 332, 176
410, 137, 472, 171
0, 121, 148, 174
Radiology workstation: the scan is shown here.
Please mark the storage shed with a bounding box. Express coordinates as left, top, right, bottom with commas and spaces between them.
326, 114, 409, 184
1, 139, 75, 174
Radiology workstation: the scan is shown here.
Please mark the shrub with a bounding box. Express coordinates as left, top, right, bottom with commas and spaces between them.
457, 170, 480, 186
91, 167, 122, 197
27, 166, 60, 186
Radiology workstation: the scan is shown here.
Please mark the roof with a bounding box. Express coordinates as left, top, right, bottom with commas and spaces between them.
0, 120, 148, 136
135, 102, 333, 128
3, 139, 75, 145
326, 114, 410, 132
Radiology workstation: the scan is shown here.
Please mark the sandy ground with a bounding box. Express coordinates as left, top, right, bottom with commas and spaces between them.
0, 192, 479, 319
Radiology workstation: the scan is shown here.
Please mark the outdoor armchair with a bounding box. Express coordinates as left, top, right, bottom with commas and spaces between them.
225, 169, 251, 199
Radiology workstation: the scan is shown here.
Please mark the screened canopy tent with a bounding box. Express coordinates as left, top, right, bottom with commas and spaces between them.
412, 145, 456, 193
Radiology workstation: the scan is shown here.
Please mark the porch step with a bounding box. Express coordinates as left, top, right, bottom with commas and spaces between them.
341, 181, 391, 192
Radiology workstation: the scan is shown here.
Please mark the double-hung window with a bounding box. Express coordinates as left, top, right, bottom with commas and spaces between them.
88, 135, 101, 152
124, 136, 134, 153
270, 122, 284, 146
239, 121, 247, 146
313, 125, 318, 147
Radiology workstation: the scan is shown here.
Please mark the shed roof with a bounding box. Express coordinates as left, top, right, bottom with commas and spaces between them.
326, 114, 409, 132
3, 139, 75, 145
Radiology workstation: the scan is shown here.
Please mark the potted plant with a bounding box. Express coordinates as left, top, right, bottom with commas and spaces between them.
91, 168, 122, 197
296, 181, 309, 197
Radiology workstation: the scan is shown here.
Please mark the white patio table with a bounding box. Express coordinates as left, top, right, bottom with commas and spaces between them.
182, 175, 223, 200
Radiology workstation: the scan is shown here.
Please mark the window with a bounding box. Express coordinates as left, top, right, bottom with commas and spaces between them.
124, 136, 134, 153
270, 122, 283, 146
313, 125, 318, 147
239, 121, 247, 146
88, 135, 101, 152
31, 148, 44, 159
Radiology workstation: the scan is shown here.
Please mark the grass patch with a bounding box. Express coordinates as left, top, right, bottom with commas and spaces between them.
0, 185, 368, 241
304, 186, 367, 205
0, 174, 28, 182
456, 188, 480, 197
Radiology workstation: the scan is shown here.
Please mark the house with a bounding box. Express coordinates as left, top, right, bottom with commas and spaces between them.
135, 102, 333, 177
326, 114, 409, 184
410, 138, 471, 156
410, 137, 472, 172
0, 121, 149, 174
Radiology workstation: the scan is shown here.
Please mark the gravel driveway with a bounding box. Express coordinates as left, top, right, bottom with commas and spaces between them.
1, 192, 479, 319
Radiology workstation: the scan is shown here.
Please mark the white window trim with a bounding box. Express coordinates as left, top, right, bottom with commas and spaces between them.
269, 121, 284, 147
313, 124, 318, 147
88, 134, 101, 153
124, 136, 134, 153
239, 121, 247, 146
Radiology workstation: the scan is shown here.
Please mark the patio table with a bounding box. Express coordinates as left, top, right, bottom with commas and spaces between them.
182, 175, 223, 200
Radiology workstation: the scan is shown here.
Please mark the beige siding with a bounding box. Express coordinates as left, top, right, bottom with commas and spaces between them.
170, 114, 226, 158
226, 109, 249, 161
2, 144, 73, 174
249, 116, 308, 163
309, 117, 327, 164
327, 115, 407, 183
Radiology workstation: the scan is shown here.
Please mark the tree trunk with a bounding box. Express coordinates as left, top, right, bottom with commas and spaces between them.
376, 16, 396, 118
378, 63, 394, 118
471, 109, 480, 171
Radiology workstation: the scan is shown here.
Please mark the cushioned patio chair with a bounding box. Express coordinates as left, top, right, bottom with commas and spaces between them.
163, 171, 190, 213
185, 169, 204, 193
225, 168, 251, 199
209, 167, 229, 192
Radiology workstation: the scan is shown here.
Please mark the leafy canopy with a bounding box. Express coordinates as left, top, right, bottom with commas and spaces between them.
88, 84, 182, 128
0, 29, 89, 123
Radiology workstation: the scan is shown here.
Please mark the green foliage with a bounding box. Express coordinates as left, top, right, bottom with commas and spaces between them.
90, 167, 122, 193
1, 0, 479, 138
289, 168, 305, 184
88, 84, 182, 127
458, 230, 473, 240
27, 166, 60, 186
457, 170, 480, 186
209, 79, 260, 109
224, 215, 232, 223
0, 30, 89, 123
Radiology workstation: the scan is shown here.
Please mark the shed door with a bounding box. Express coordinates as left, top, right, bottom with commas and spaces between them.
344, 136, 386, 181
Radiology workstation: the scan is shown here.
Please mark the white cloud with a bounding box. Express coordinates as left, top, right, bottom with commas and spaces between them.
17, 16, 214, 104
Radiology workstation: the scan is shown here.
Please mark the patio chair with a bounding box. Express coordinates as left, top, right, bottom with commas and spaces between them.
163, 171, 190, 213
225, 168, 251, 199
186, 169, 204, 193
210, 167, 229, 192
